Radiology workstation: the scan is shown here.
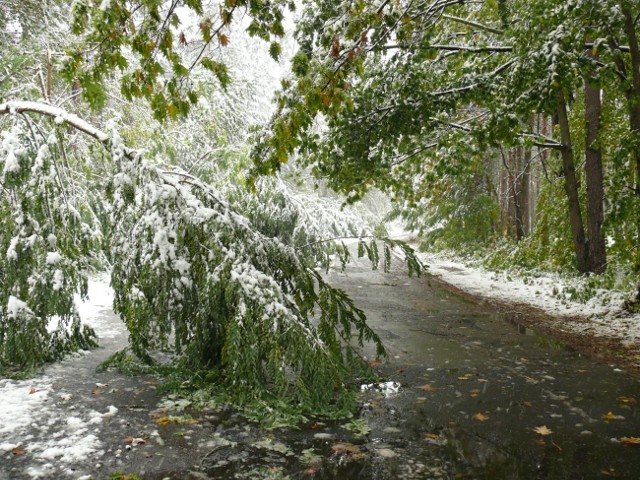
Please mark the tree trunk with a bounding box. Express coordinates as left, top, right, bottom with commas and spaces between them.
519, 115, 533, 236
620, 3, 640, 198
584, 58, 607, 274
521, 147, 531, 235
556, 89, 591, 273
511, 148, 525, 241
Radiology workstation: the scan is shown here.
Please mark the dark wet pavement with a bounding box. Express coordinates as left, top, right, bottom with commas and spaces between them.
326, 254, 640, 479
2, 255, 640, 479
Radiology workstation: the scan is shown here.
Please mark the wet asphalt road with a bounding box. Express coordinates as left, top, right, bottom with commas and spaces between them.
2, 253, 640, 479
327, 253, 640, 479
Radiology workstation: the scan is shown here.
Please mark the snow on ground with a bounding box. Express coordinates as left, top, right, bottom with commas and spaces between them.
386, 222, 640, 356
419, 250, 640, 352
1, 276, 123, 479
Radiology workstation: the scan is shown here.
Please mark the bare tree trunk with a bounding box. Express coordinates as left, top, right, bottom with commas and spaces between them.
584, 56, 607, 274
556, 89, 591, 273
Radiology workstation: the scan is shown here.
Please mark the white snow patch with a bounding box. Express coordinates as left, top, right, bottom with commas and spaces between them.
415, 249, 640, 356
0, 276, 122, 478
46, 251, 63, 265
6, 295, 33, 319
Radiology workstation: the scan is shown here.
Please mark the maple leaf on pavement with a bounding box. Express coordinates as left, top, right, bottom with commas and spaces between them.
534, 426, 553, 436
603, 411, 624, 421
622, 437, 640, 445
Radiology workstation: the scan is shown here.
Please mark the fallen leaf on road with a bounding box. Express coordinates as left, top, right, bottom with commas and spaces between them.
458, 373, 473, 381
617, 395, 636, 404
28, 388, 37, 395
470, 389, 481, 398
125, 436, 146, 446
331, 443, 364, 462
622, 437, 640, 445
95, 383, 109, 388
477, 379, 488, 383
154, 415, 197, 426
420, 383, 436, 392
473, 413, 489, 422
534, 426, 553, 436
423, 433, 447, 446
155, 416, 173, 426
522, 401, 533, 408
91, 387, 104, 395
368, 357, 382, 367
12, 447, 27, 455
603, 411, 624, 421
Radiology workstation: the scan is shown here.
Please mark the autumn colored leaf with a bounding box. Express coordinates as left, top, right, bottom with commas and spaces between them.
331, 443, 360, 454
420, 383, 435, 392
534, 425, 553, 436
331, 38, 340, 58
124, 436, 145, 445
28, 387, 37, 395
11, 447, 27, 455
91, 387, 103, 395
603, 411, 624, 421
622, 437, 640, 445
331, 442, 364, 461
368, 357, 382, 367
617, 395, 636, 404
470, 389, 481, 398
473, 413, 489, 422
155, 416, 173, 426
179, 32, 188, 46
219, 34, 229, 46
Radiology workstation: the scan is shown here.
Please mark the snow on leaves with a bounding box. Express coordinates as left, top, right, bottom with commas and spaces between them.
108, 146, 387, 410
0, 112, 99, 370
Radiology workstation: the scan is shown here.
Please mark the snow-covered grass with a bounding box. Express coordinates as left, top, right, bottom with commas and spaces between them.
0, 277, 123, 479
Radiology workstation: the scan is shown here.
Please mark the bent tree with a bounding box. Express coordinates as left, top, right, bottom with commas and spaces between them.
0, 101, 420, 415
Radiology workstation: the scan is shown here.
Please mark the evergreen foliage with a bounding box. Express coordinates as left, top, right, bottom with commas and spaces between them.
0, 109, 100, 373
